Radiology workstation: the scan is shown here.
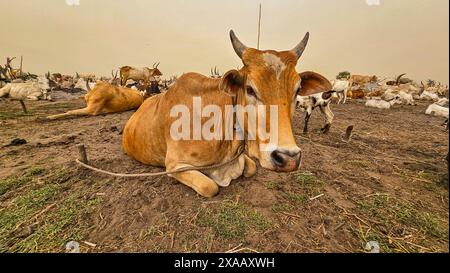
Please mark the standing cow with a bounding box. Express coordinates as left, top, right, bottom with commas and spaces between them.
119, 63, 163, 86
122, 30, 331, 197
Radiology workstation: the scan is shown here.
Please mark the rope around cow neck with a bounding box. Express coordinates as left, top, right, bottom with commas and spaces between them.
75, 144, 246, 178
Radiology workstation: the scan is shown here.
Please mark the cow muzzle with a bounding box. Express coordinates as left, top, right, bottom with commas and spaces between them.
270, 148, 302, 172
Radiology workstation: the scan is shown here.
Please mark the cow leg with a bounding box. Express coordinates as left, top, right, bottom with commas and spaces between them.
319, 104, 334, 134
168, 170, 219, 198
343, 88, 349, 104
19, 100, 27, 113
47, 107, 92, 120
47, 100, 107, 120
303, 107, 313, 135
243, 155, 257, 178
336, 92, 342, 104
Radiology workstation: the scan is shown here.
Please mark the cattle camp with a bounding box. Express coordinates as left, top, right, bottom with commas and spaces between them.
0, 1, 448, 255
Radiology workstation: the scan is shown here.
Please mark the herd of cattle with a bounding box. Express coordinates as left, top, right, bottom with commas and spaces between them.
0, 30, 448, 197
1, 62, 448, 127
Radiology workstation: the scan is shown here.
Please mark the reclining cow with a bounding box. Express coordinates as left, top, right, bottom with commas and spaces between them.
47, 82, 144, 120
0, 75, 54, 113
122, 30, 331, 198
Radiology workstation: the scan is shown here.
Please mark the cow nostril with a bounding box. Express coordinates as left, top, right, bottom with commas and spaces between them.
271, 151, 286, 167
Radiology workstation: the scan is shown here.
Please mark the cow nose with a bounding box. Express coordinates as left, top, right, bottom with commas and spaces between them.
271, 149, 302, 170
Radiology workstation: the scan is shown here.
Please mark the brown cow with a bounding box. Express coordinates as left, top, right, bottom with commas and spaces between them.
349, 74, 378, 87
122, 30, 331, 197
347, 89, 366, 99
47, 82, 144, 120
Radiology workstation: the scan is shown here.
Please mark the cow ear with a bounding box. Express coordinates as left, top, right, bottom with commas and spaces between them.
219, 69, 245, 96
299, 71, 332, 96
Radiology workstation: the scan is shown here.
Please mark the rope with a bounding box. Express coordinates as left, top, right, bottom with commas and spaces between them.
75, 145, 246, 178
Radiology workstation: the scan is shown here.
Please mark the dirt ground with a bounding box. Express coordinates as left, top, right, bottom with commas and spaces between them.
0, 97, 448, 253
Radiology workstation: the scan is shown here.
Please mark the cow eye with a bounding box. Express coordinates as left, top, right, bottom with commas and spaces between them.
246, 86, 256, 97
295, 87, 301, 96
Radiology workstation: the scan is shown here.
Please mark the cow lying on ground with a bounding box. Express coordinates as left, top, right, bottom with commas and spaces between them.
122, 30, 331, 197
365, 97, 402, 109
296, 79, 334, 134
0, 76, 53, 113
47, 82, 144, 120
0, 76, 53, 101
382, 89, 415, 105
347, 88, 365, 99
420, 90, 440, 102
425, 104, 449, 119
74, 78, 97, 92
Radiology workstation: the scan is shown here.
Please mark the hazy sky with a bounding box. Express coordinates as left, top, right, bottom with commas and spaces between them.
1, 0, 448, 83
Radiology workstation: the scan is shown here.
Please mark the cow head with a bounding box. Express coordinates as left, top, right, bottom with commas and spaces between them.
219, 30, 331, 172
150, 62, 163, 81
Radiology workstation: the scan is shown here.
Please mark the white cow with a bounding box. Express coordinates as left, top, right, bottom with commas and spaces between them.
365, 98, 401, 109
0, 76, 52, 101
420, 91, 440, 102
331, 79, 350, 104
425, 104, 449, 118
435, 98, 449, 108
397, 91, 415, 105
74, 78, 96, 91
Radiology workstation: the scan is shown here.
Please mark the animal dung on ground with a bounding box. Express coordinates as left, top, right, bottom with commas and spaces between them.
2, 138, 27, 148
65, 241, 80, 253
365, 241, 380, 253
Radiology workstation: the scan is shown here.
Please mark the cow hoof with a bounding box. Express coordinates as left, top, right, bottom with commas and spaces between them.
321, 125, 331, 134
243, 155, 257, 178
197, 182, 219, 198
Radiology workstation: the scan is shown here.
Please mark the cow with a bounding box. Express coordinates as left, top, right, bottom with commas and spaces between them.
330, 79, 350, 104
120, 63, 163, 86
425, 103, 449, 119
122, 30, 331, 198
0, 75, 53, 113
75, 73, 96, 82
74, 78, 97, 92
348, 74, 378, 89
365, 97, 402, 109
296, 87, 335, 134
347, 88, 365, 99
47, 82, 144, 120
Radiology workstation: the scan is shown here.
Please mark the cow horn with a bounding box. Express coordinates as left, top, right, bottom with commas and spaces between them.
86, 80, 91, 92
230, 30, 248, 59
211, 68, 213, 76
396, 73, 406, 85
291, 32, 310, 59
156, 62, 160, 68
111, 70, 118, 82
